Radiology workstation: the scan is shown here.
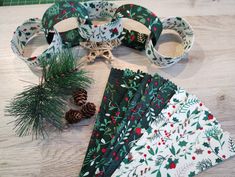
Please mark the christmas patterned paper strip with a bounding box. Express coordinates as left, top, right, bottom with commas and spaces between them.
42, 0, 90, 46
99, 79, 177, 177
78, 1, 123, 42
95, 75, 164, 176
112, 89, 235, 177
82, 1, 117, 20
146, 17, 194, 68
79, 68, 125, 177
106, 75, 166, 154
79, 68, 149, 177
114, 4, 163, 51
112, 87, 189, 176
102, 75, 165, 159
58, 28, 83, 47
11, 18, 63, 67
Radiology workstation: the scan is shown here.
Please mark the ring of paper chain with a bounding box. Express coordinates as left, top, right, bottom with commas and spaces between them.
11, 18, 63, 67
114, 4, 163, 51
145, 17, 194, 68
42, 0, 91, 46
78, 1, 123, 42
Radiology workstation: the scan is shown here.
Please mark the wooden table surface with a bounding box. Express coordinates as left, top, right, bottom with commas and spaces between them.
0, 0, 235, 176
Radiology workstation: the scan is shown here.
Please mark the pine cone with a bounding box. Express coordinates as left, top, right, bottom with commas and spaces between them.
81, 102, 96, 118
73, 88, 87, 106
65, 109, 83, 124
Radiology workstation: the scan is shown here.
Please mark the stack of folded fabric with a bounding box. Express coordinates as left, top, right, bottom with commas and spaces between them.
79, 68, 235, 177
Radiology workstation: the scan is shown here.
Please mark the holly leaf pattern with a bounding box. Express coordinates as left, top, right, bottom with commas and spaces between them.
214, 147, 219, 154
203, 142, 210, 148
215, 158, 223, 163
179, 140, 188, 147
188, 171, 196, 177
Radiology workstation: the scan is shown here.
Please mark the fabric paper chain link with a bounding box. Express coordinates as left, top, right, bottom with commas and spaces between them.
10, 1, 195, 70
11, 1, 123, 68
78, 1, 123, 42
146, 17, 194, 68
11, 18, 62, 67
41, 0, 91, 45
42, 1, 122, 45
112, 4, 194, 67
113, 4, 163, 51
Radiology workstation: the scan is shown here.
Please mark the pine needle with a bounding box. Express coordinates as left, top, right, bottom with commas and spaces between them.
5, 49, 93, 138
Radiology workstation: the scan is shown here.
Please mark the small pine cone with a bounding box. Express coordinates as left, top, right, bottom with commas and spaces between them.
73, 88, 88, 106
65, 109, 83, 124
81, 102, 96, 118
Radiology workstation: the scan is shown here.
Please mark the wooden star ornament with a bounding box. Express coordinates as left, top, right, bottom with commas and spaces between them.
80, 39, 121, 63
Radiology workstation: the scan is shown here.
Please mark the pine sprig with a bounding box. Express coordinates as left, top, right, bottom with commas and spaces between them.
6, 85, 65, 137
42, 50, 93, 96
196, 159, 212, 172
5, 49, 93, 138
228, 137, 235, 153
42, 49, 77, 82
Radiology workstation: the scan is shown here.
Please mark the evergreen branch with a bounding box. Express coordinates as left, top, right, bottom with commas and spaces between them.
6, 85, 65, 138
179, 98, 199, 113
228, 137, 235, 153
83, 147, 97, 165
42, 49, 93, 96
205, 126, 222, 139
196, 159, 212, 172
45, 69, 92, 96
5, 49, 93, 138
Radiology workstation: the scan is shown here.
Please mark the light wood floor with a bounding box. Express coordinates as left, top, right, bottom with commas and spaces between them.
0, 0, 235, 176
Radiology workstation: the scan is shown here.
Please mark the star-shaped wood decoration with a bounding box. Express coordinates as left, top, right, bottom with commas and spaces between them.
80, 39, 121, 63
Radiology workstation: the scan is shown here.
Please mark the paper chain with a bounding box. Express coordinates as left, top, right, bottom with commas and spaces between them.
11, 18, 63, 67
11, 1, 195, 69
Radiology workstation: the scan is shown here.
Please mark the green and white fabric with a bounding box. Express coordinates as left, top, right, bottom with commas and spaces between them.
78, 1, 123, 42
146, 17, 194, 68
112, 88, 235, 177
11, 18, 63, 67
41, 0, 90, 45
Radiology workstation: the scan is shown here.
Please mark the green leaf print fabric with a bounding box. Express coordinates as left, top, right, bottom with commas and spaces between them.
114, 4, 163, 51
103, 75, 166, 158
42, 0, 91, 46
98, 79, 177, 177
79, 68, 150, 177
111, 87, 189, 176
79, 69, 235, 177
95, 76, 164, 175
112, 88, 235, 177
